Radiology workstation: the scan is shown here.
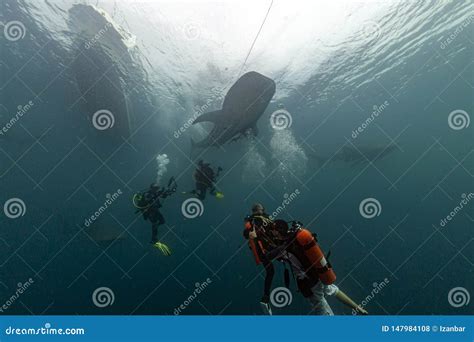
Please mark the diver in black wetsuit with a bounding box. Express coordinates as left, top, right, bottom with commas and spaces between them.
190, 160, 222, 200
134, 178, 177, 244
243, 203, 279, 312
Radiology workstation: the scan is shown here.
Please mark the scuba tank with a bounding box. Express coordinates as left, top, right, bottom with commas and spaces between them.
290, 221, 337, 285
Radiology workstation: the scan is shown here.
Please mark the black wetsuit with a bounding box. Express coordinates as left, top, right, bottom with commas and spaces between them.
142, 187, 171, 243
243, 214, 281, 303
193, 164, 220, 200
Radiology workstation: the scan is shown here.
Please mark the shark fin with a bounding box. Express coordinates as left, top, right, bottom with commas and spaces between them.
193, 110, 222, 125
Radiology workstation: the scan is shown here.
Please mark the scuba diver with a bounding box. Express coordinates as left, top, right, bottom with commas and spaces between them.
243, 203, 278, 314
133, 177, 177, 256
186, 160, 223, 200
244, 204, 368, 315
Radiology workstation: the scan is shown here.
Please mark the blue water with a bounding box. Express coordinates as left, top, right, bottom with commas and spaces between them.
0, 0, 473, 315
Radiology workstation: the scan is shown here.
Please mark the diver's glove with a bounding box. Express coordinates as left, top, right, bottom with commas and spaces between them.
153, 241, 172, 256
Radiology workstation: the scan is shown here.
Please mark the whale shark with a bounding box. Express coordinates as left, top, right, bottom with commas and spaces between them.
191, 71, 276, 148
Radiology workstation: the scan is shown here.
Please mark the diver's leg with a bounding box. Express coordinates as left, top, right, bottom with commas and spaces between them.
198, 188, 206, 200
151, 211, 165, 243
151, 222, 158, 244
263, 263, 275, 302
307, 282, 334, 315
258, 258, 274, 315
157, 211, 165, 225
209, 184, 217, 195
261, 258, 274, 303
333, 286, 367, 314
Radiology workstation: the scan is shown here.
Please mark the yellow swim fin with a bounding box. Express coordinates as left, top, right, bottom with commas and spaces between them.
153, 241, 172, 256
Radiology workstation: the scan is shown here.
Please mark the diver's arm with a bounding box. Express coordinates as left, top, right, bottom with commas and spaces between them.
160, 190, 172, 199
245, 224, 281, 260
248, 229, 257, 240
335, 289, 368, 315
243, 218, 254, 239
159, 185, 176, 199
